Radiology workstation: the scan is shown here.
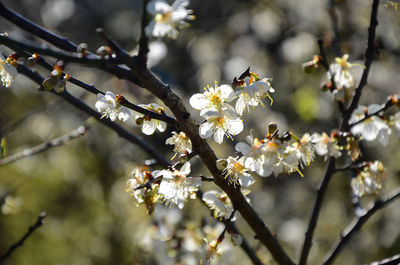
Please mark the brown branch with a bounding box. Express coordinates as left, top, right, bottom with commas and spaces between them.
0, 212, 47, 262
136, 0, 150, 65
341, 0, 380, 131
298, 157, 336, 265
0, 124, 88, 166
0, 3, 141, 85
322, 187, 400, 265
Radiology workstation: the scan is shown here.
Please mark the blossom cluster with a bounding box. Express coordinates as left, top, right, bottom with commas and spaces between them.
217, 124, 343, 180
190, 69, 274, 144
351, 161, 385, 197
126, 162, 201, 210
349, 104, 400, 146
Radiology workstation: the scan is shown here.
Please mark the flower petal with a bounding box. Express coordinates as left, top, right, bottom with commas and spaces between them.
199, 121, 215, 139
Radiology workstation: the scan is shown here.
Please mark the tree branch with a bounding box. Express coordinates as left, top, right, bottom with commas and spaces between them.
136, 0, 150, 65
328, 0, 342, 57
0, 124, 88, 166
322, 187, 400, 265
0, 212, 47, 262
341, 0, 380, 131
15, 63, 171, 168
298, 157, 336, 265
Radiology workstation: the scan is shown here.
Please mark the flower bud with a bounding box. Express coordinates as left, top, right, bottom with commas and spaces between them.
96, 46, 112, 57
42, 76, 59, 91
77, 43, 88, 54
135, 117, 144, 126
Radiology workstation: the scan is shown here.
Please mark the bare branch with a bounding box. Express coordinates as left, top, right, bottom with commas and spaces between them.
0, 124, 88, 166
323, 187, 400, 265
0, 212, 47, 262
299, 157, 336, 265
136, 0, 150, 65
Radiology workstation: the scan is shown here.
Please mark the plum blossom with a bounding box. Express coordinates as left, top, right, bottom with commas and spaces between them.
190, 82, 235, 116
95, 91, 131, 122
234, 78, 275, 116
311, 132, 342, 160
202, 190, 233, 219
392, 112, 400, 137
199, 108, 243, 144
126, 167, 161, 215
145, 0, 195, 39
136, 103, 167, 135
154, 162, 201, 209
350, 104, 390, 143
321, 54, 362, 102
0, 54, 17, 88
351, 161, 385, 197
217, 156, 255, 187
165, 131, 192, 158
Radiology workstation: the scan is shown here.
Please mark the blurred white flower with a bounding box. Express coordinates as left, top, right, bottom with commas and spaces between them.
126, 167, 160, 215
190, 82, 235, 116
350, 105, 389, 142
165, 131, 192, 158
136, 103, 167, 135
199, 108, 243, 144
1, 195, 21, 215
202, 190, 233, 219
0, 54, 17, 88
351, 161, 385, 197
95, 91, 131, 122
311, 132, 342, 160
145, 0, 195, 39
392, 112, 400, 137
155, 162, 201, 209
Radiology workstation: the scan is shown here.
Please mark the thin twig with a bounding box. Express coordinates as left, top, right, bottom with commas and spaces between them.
322, 187, 400, 265
334, 161, 367, 172
342, 0, 380, 131
367, 253, 400, 265
0, 212, 47, 262
0, 125, 88, 166
0, 3, 141, 85
328, 0, 342, 57
16, 63, 171, 168
298, 157, 335, 265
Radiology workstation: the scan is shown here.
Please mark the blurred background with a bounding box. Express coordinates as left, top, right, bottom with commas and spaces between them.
1, 0, 400, 264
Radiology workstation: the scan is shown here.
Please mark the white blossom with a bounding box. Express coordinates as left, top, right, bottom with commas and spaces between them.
202, 190, 233, 219
165, 131, 192, 158
136, 103, 167, 135
220, 156, 255, 187
199, 107, 243, 144
95, 91, 131, 122
190, 83, 235, 116
311, 132, 342, 160
351, 161, 385, 197
392, 112, 400, 137
145, 0, 195, 39
350, 105, 389, 142
155, 162, 201, 209
234, 78, 274, 115
0, 54, 17, 88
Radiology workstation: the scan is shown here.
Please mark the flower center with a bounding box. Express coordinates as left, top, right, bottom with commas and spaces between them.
155, 12, 172, 23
